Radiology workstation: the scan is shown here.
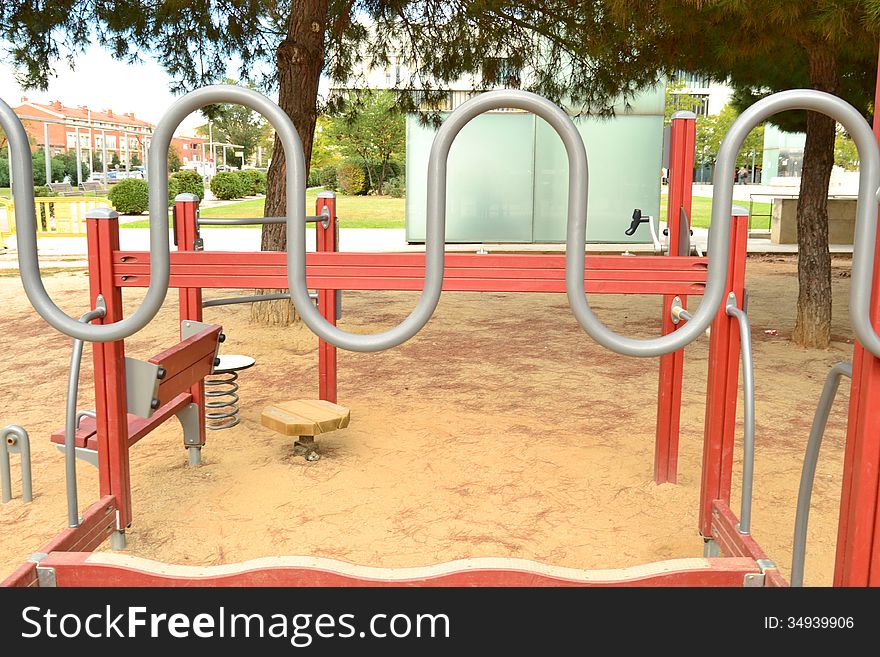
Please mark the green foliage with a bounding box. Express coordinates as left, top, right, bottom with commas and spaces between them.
336, 162, 366, 195
129, 153, 142, 168
237, 169, 267, 195
318, 165, 338, 191
168, 146, 182, 173
385, 176, 405, 198
167, 176, 180, 208
835, 132, 860, 171
197, 80, 272, 167
53, 151, 89, 184
664, 79, 705, 123
110, 152, 121, 168
32, 151, 66, 185
327, 91, 405, 195
33, 184, 53, 197
210, 171, 247, 200
695, 104, 765, 168
108, 178, 149, 214
0, 153, 8, 187
311, 115, 343, 172
170, 169, 205, 199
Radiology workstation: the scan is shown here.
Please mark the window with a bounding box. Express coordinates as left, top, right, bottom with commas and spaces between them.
675, 71, 712, 89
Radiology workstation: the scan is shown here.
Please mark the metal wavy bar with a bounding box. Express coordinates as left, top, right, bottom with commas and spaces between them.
0, 99, 169, 342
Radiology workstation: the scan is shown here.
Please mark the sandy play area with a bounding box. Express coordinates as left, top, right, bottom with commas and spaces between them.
0, 255, 858, 586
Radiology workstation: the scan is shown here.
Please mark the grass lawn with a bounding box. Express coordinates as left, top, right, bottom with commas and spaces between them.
121, 189, 406, 229
661, 192, 773, 230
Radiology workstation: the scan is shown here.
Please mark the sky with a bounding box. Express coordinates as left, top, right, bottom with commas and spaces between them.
0, 44, 218, 134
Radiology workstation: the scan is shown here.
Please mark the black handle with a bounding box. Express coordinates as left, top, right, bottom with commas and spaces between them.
624, 209, 647, 236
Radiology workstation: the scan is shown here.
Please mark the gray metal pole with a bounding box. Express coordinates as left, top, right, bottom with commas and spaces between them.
6, 147, 12, 192
74, 126, 82, 186
725, 293, 756, 535
791, 362, 853, 587
101, 129, 107, 180
87, 109, 94, 174
65, 306, 106, 527
43, 122, 51, 184
1, 425, 31, 503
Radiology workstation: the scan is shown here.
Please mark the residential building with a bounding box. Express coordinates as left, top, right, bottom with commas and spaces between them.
14, 98, 153, 168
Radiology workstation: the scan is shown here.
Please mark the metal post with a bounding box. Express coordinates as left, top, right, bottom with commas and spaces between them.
792, 362, 852, 587
87, 108, 94, 174
101, 129, 107, 181
74, 126, 82, 186
43, 122, 51, 184
654, 110, 696, 484
173, 194, 206, 463
124, 130, 129, 172
316, 191, 338, 403
1, 425, 32, 503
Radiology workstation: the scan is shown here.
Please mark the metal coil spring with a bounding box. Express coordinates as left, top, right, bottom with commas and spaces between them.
205, 371, 241, 430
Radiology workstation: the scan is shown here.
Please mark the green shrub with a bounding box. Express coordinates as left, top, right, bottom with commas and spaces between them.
170, 169, 205, 199
385, 176, 405, 198
307, 169, 321, 187
167, 177, 180, 208
318, 165, 337, 190
237, 169, 267, 195
336, 162, 366, 195
210, 171, 247, 200
33, 185, 55, 197
108, 178, 149, 214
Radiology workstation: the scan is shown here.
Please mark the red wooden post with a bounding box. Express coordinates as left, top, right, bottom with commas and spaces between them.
698, 210, 749, 537
315, 191, 338, 403
86, 208, 132, 540
833, 48, 880, 586
173, 194, 206, 451
655, 111, 696, 483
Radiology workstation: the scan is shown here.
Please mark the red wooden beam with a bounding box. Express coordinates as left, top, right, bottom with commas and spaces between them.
711, 501, 787, 587
655, 111, 697, 485
698, 214, 749, 537
38, 553, 759, 587
315, 194, 338, 403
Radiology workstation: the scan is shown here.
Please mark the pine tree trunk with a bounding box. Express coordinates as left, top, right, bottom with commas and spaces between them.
251, 0, 327, 325
792, 50, 838, 348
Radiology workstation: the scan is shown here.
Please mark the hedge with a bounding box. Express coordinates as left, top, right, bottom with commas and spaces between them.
108, 178, 149, 214
210, 171, 247, 200
336, 162, 366, 195
170, 169, 205, 200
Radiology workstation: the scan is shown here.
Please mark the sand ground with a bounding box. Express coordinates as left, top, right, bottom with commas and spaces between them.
0, 255, 858, 585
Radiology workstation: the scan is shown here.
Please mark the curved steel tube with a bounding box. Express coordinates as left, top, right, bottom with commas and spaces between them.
1, 425, 31, 503
0, 100, 169, 342
65, 307, 106, 527
791, 362, 852, 587
725, 294, 756, 535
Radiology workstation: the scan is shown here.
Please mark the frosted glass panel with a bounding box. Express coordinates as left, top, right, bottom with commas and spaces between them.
406, 113, 534, 242
533, 114, 663, 242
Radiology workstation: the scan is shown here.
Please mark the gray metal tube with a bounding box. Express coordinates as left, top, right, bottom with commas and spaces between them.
0, 98, 170, 342
791, 362, 853, 587
202, 292, 317, 308
725, 294, 756, 535
1, 425, 31, 503
197, 216, 326, 226
65, 307, 106, 527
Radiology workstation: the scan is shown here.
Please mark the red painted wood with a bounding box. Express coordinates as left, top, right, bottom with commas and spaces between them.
698, 215, 749, 537
148, 324, 221, 380
87, 216, 132, 529
711, 501, 788, 587
38, 496, 118, 554
833, 52, 880, 585
154, 356, 216, 406
654, 113, 696, 485
174, 198, 207, 449
115, 250, 709, 271
1, 563, 38, 587
315, 195, 338, 403
40, 553, 758, 587
52, 393, 193, 451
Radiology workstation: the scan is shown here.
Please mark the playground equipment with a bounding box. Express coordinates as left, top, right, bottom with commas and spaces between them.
0, 425, 31, 504
1, 77, 880, 586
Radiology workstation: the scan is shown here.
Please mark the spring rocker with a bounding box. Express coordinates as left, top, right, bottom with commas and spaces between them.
2, 75, 880, 587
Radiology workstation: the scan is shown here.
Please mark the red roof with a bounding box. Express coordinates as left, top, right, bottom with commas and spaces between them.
15, 99, 154, 129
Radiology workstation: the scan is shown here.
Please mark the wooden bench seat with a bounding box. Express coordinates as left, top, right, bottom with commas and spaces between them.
261, 399, 350, 461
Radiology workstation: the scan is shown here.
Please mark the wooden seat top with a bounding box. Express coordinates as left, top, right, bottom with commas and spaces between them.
261, 399, 350, 437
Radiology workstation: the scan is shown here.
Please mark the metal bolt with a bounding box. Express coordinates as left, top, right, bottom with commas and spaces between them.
150, 399, 160, 410
214, 357, 221, 367
156, 367, 166, 380
218, 333, 226, 343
